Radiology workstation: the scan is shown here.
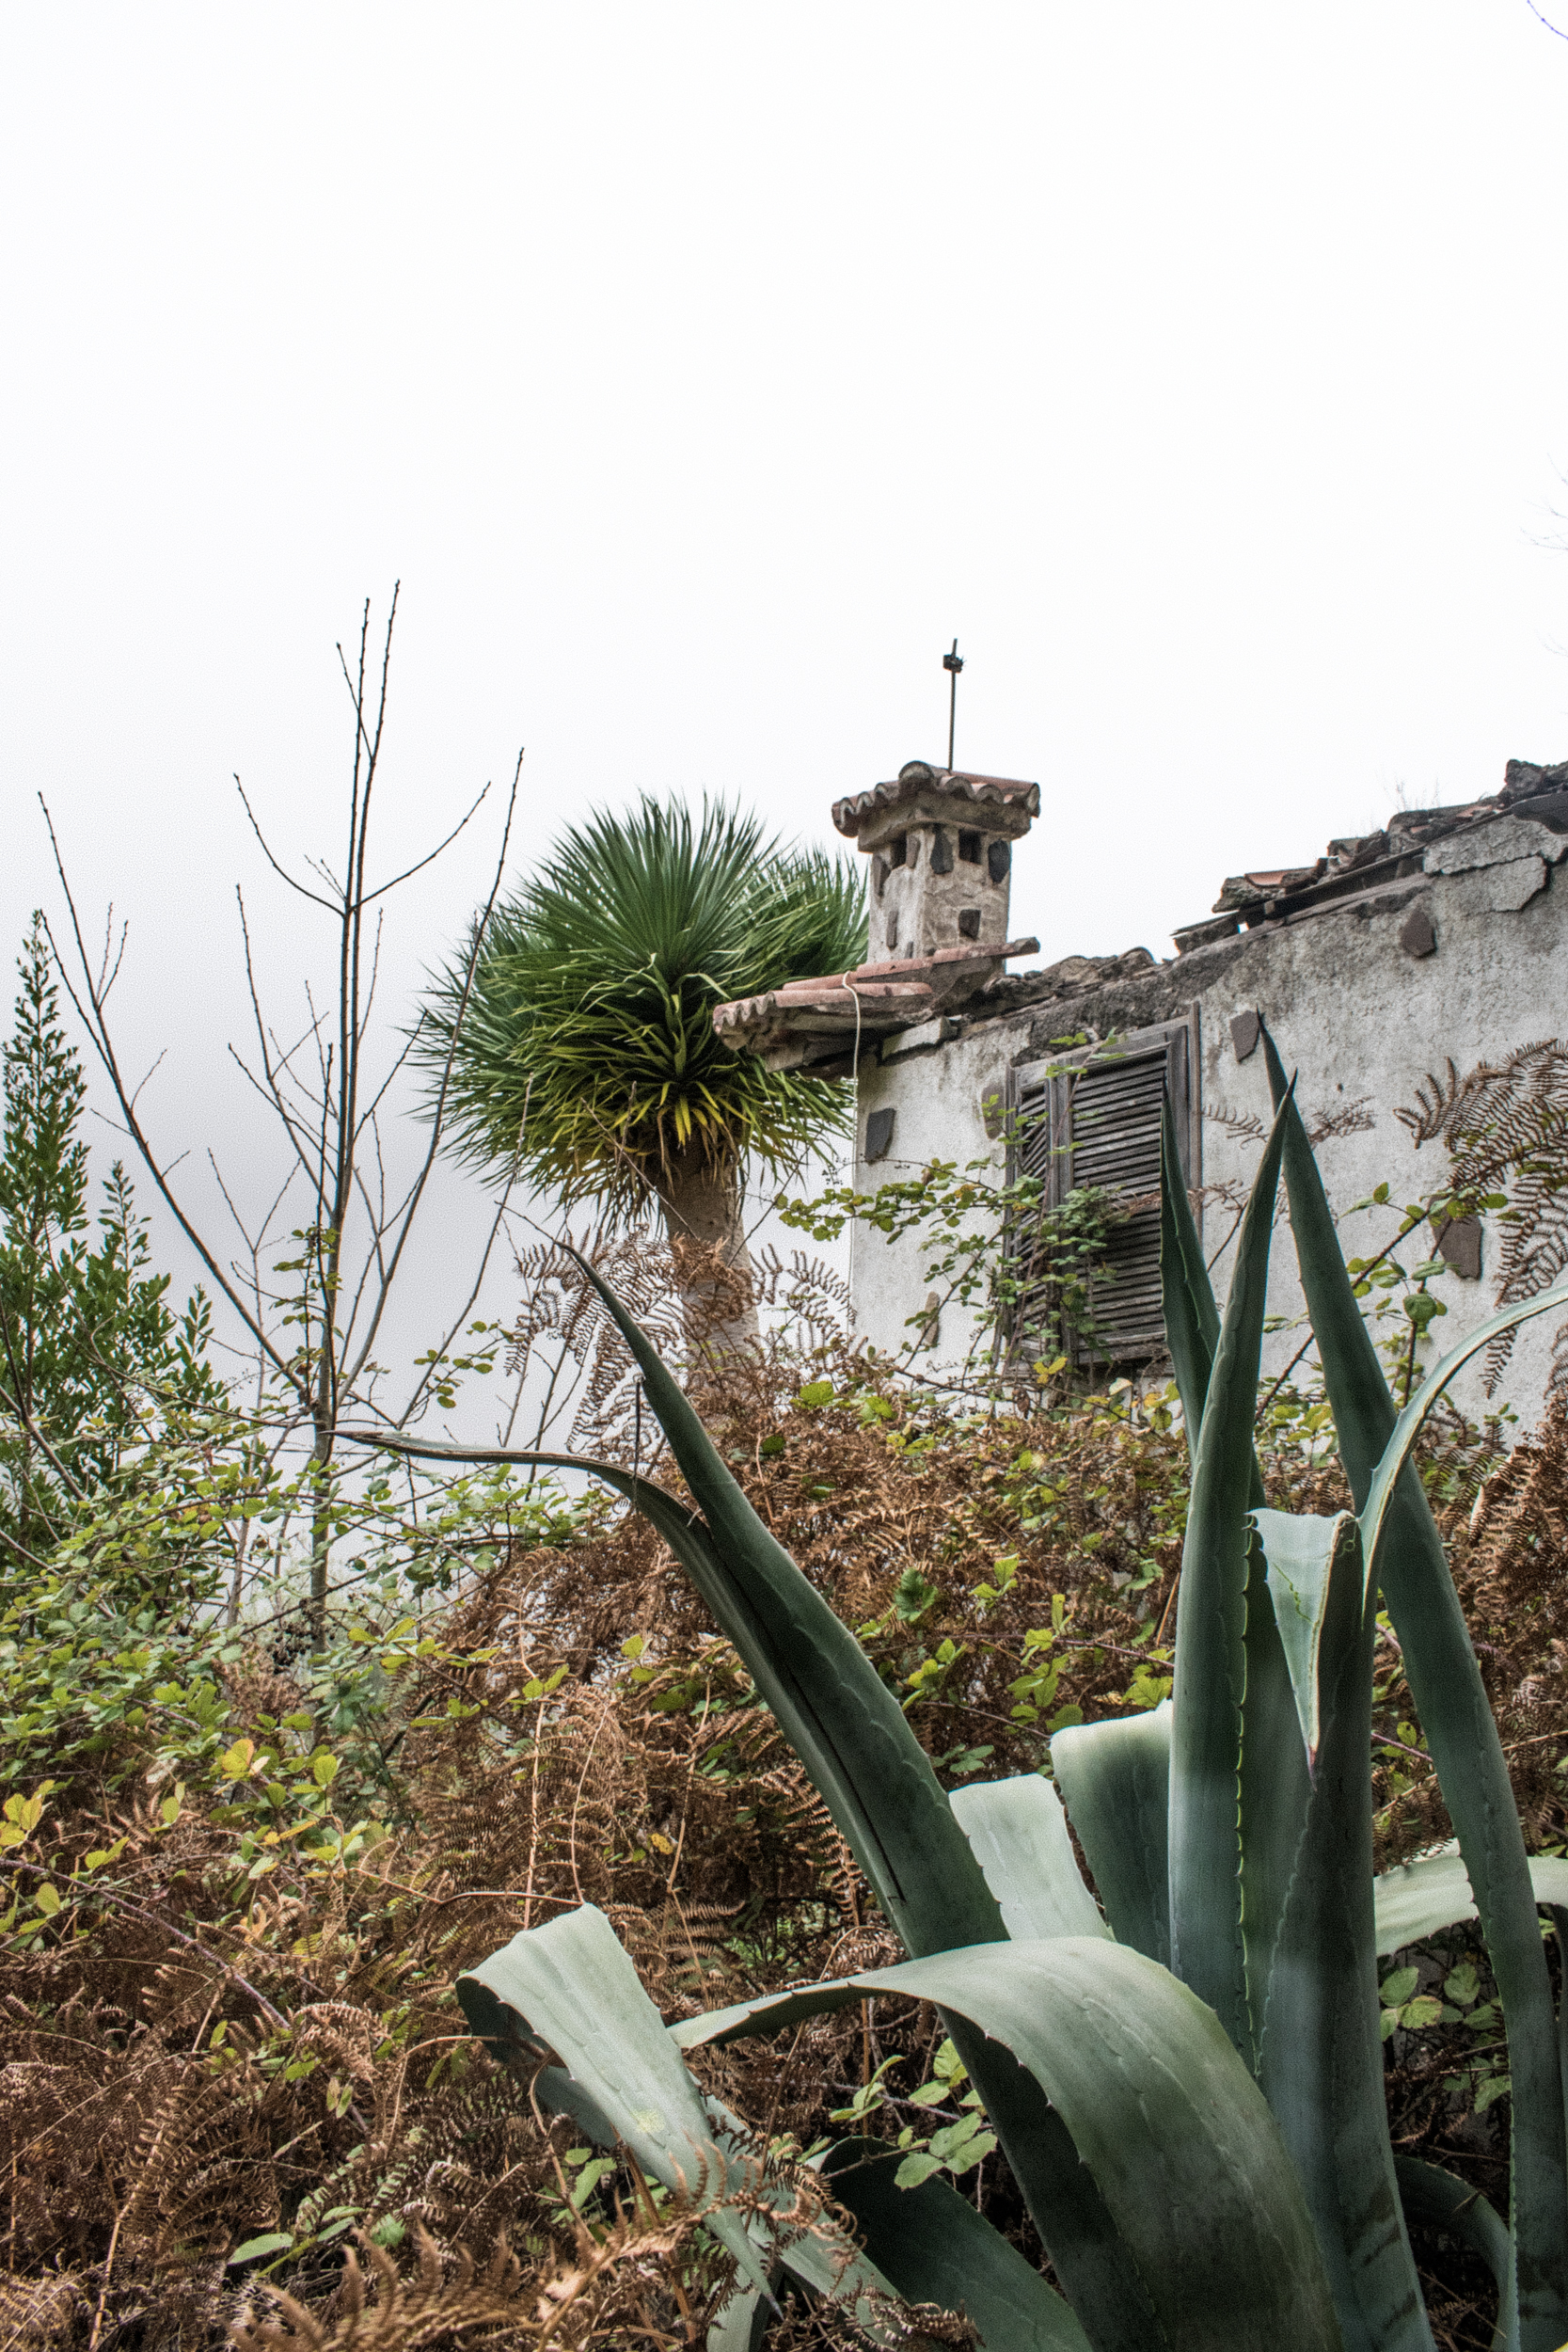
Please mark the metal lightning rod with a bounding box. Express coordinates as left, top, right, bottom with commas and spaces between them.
943, 640, 964, 771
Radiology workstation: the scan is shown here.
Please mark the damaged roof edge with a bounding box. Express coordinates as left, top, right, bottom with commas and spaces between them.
717, 750, 1568, 1073
1174, 755, 1568, 952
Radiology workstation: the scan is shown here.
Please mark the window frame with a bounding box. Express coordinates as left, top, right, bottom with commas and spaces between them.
1004, 1010, 1201, 1368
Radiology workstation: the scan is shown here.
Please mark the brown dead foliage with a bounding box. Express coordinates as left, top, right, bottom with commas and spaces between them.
0, 1249, 1563, 2349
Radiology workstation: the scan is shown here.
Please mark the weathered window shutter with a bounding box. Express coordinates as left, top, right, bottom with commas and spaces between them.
1006, 1016, 1199, 1368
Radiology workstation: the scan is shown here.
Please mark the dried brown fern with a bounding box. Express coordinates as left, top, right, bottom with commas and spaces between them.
1397, 1041, 1568, 1391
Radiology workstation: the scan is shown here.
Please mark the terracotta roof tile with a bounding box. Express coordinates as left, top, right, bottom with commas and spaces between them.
832, 759, 1040, 839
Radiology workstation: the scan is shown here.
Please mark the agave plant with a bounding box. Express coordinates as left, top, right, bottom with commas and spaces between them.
356, 1023, 1568, 2352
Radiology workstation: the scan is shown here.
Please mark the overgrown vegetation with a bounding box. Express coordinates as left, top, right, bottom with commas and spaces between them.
4, 1253, 1561, 2346
4, 875, 1568, 2350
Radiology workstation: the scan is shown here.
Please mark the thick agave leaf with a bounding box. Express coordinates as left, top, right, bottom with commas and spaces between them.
1160, 1104, 1306, 2070
1373, 1847, 1568, 1956
948, 1773, 1110, 1942
1161, 1093, 1223, 1439
1255, 1507, 1360, 1770
570, 1261, 1014, 1960
1168, 1089, 1291, 2057
1049, 1704, 1172, 1965
346, 1420, 1003, 1963
680, 1934, 1345, 2352
820, 2138, 1091, 2352
1259, 1022, 1568, 2348
706, 2285, 770, 2352
460, 1905, 776, 2302
358, 1276, 1156, 2344
685, 1994, 1159, 2352
1160, 1097, 1418, 2350
458, 1903, 902, 2328
1359, 1279, 1568, 1588
1395, 2160, 1514, 2352
1249, 1508, 1433, 2352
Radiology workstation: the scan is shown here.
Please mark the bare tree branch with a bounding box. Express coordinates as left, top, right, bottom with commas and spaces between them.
232, 778, 339, 914
343, 746, 523, 1389
360, 782, 494, 906
40, 590, 522, 1638
39, 803, 298, 1393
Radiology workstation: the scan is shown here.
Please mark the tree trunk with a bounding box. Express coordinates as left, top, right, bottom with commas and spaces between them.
655, 1145, 760, 1352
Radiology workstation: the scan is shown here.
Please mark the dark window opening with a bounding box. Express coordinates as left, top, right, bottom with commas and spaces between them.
987, 838, 1011, 884
890, 834, 908, 868
958, 828, 982, 864
958, 909, 981, 939
865, 1106, 895, 1163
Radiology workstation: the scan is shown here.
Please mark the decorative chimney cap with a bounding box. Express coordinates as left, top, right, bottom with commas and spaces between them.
832, 760, 1040, 842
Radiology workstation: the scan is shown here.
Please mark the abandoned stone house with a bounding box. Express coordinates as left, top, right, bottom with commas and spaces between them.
713, 753, 1568, 1428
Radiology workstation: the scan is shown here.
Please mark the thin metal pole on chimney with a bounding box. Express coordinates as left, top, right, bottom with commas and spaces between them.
943, 640, 963, 771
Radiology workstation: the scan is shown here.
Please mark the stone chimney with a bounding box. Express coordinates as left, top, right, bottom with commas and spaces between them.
832, 760, 1040, 962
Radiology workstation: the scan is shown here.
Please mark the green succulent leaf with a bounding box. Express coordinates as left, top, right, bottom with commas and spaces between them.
457, 1903, 895, 2317
1360, 1280, 1568, 1592
1248, 1507, 1431, 2352
367, 1279, 1149, 2345
1160, 1093, 1223, 1445
1168, 1088, 1291, 2058
1371, 1846, 1568, 1956
1158, 1073, 1304, 2100
350, 1255, 1004, 1967
705, 2283, 771, 2352
1253, 1508, 1359, 1772
1259, 1020, 1568, 2346
1394, 2160, 1514, 2352
681, 1935, 1343, 2352
948, 1772, 1110, 1943
1049, 1703, 1172, 1967
820, 2137, 1091, 2352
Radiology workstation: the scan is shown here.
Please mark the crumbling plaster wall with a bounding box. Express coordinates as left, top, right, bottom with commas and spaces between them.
850, 814, 1568, 1428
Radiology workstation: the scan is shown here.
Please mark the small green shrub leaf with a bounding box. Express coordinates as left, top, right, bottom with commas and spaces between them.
227, 2233, 293, 2265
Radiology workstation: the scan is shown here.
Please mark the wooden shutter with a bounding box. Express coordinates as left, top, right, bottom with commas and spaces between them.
1006, 1016, 1198, 1369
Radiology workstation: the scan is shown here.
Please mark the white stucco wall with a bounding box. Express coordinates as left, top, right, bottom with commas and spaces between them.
849, 813, 1568, 1430
851, 1023, 1013, 1369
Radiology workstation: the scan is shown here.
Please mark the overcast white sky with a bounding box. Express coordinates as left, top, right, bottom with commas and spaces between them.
4, 3, 1568, 1401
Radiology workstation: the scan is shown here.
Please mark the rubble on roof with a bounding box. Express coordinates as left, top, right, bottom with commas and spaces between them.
1019, 946, 1158, 999
712, 936, 1039, 1072
1173, 755, 1568, 954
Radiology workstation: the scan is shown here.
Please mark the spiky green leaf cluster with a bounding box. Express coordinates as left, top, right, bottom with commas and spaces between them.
420, 797, 866, 1223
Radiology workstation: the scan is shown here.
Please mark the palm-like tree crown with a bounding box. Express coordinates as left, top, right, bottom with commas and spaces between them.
424, 797, 866, 1228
